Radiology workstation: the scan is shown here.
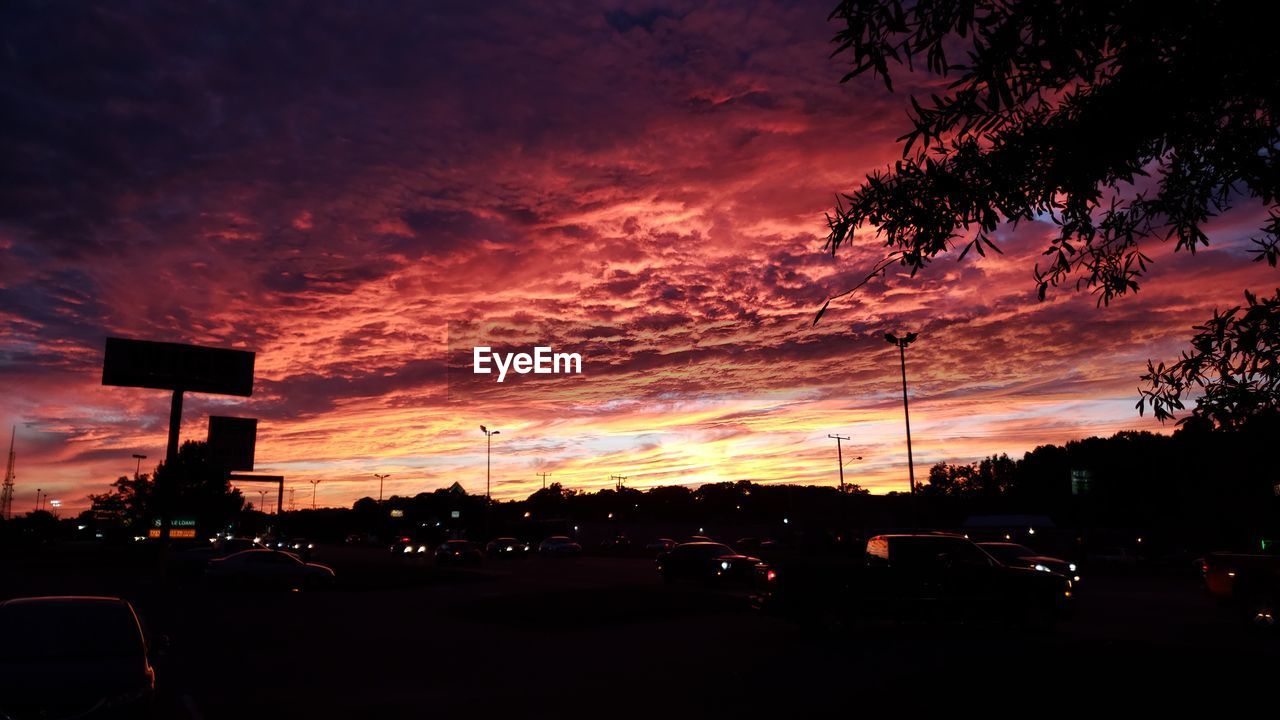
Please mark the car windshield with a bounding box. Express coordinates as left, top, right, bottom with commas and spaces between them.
694, 543, 735, 557
0, 601, 143, 660
982, 544, 1036, 562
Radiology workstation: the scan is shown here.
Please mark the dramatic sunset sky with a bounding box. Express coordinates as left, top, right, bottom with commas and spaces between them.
1, 1, 1274, 512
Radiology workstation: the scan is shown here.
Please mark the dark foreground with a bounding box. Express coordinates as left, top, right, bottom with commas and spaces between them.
2, 543, 1275, 718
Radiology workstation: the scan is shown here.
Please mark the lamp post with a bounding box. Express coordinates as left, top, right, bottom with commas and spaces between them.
481, 426, 499, 538
309, 479, 321, 509
132, 453, 147, 478
480, 426, 499, 503
885, 331, 919, 525
374, 473, 390, 503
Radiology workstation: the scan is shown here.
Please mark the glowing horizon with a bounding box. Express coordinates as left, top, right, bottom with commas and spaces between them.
2, 2, 1274, 512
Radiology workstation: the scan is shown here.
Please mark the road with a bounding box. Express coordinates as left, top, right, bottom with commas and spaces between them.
3, 543, 1276, 717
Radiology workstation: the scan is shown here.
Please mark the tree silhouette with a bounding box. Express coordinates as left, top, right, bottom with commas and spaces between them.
819, 0, 1278, 315
1139, 289, 1280, 426
89, 440, 245, 531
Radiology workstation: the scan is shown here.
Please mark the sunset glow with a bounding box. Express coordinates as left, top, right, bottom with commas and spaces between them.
1, 1, 1272, 512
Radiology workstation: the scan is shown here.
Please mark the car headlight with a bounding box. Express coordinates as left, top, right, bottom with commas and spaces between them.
403, 546, 413, 554
1068, 563, 1077, 572
417, 545, 427, 553
307, 543, 315, 549
1034, 564, 1049, 572
720, 560, 731, 570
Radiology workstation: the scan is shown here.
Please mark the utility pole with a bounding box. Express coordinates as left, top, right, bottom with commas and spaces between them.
374, 473, 390, 503
611, 474, 628, 492
536, 472, 551, 490
309, 479, 321, 509
827, 434, 850, 492
35, 488, 42, 513
132, 453, 147, 478
1, 427, 15, 521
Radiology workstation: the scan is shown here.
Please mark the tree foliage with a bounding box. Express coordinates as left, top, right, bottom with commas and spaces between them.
923, 453, 1017, 496
1138, 289, 1280, 426
822, 0, 1279, 309
88, 440, 245, 530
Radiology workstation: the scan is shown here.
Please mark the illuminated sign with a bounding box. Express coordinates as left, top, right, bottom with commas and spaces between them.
149, 528, 197, 539
152, 517, 196, 528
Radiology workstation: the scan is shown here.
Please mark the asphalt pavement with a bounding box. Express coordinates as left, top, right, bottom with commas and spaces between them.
3, 544, 1276, 717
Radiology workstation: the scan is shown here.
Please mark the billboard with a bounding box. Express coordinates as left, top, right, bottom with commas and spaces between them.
102, 337, 255, 396
208, 416, 258, 472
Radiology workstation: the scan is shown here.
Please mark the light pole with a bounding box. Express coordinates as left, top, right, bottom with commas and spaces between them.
35, 488, 42, 512
481, 426, 499, 538
257, 489, 268, 514
480, 427, 499, 503
374, 473, 390, 503
537, 472, 550, 490
132, 453, 147, 478
885, 331, 919, 524
309, 479, 321, 509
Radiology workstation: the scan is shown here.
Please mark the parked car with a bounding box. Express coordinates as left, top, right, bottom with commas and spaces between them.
735, 537, 782, 557
657, 542, 762, 585
978, 542, 1080, 582
205, 549, 336, 590
753, 533, 1072, 630
645, 538, 678, 553
167, 536, 267, 575
538, 536, 583, 556
0, 596, 158, 719
435, 540, 483, 564
599, 535, 633, 554
1200, 551, 1280, 629
485, 537, 530, 557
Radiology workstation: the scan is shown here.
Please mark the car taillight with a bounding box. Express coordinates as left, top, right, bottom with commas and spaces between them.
766, 569, 778, 583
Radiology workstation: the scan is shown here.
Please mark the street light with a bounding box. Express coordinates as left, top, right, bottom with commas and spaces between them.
309, 479, 322, 509
481, 426, 500, 538
131, 454, 147, 478
480, 426, 500, 504
374, 473, 390, 503
884, 331, 919, 498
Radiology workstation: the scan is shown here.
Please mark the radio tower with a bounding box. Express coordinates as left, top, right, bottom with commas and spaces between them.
2, 427, 16, 521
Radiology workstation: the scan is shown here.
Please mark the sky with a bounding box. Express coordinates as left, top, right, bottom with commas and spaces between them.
1, 0, 1274, 513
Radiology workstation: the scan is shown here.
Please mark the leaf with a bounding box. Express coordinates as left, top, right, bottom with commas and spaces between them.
813, 297, 832, 327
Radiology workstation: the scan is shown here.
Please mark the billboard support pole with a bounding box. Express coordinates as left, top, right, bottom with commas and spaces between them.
161, 387, 184, 542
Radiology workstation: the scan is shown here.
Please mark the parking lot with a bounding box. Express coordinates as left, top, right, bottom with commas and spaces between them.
3, 543, 1276, 717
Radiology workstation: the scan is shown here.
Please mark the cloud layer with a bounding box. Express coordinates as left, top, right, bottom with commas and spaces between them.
1, 0, 1274, 511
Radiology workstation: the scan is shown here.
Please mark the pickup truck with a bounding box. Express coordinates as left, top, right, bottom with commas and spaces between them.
1199, 552, 1279, 628
752, 533, 1073, 630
